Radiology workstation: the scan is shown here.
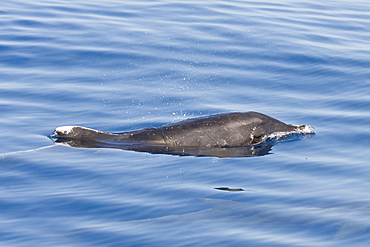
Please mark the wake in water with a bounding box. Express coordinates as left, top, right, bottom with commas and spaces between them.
0, 145, 56, 159
0, 145, 57, 170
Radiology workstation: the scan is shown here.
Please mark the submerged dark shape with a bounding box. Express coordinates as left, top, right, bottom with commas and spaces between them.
50, 112, 314, 157
215, 187, 245, 192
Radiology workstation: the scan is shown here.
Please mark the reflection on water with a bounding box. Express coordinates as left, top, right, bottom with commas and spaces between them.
50, 131, 314, 157
52, 138, 274, 157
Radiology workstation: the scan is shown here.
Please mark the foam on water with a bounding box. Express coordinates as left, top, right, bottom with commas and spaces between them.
268, 125, 315, 142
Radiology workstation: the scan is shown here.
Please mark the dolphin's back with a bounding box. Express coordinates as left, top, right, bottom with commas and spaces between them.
152, 112, 298, 147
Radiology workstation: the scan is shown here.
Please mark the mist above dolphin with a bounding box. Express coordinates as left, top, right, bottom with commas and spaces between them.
50, 112, 314, 157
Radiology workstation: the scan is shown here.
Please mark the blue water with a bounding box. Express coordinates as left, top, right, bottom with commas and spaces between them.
1, 0, 370, 246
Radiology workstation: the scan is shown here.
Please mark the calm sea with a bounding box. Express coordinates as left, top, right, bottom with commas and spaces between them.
1, 0, 370, 246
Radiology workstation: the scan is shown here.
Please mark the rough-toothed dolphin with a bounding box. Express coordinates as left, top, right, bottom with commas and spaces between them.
50, 112, 314, 157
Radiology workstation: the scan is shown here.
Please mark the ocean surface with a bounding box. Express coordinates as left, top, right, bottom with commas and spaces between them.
1, 0, 370, 246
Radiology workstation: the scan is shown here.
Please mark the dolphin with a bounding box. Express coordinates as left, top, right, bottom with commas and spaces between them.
50, 112, 314, 157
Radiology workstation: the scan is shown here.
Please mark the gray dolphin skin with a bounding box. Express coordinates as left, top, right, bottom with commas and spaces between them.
52, 112, 314, 152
